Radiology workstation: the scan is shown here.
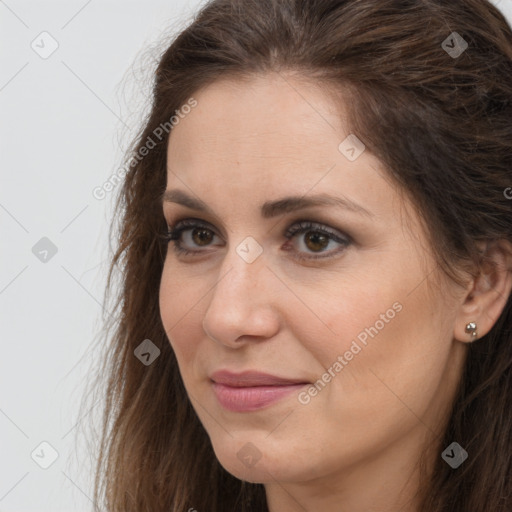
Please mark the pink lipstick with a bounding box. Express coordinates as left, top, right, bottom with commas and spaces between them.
210, 370, 308, 412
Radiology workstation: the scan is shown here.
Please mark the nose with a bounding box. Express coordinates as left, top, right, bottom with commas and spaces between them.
201, 243, 281, 348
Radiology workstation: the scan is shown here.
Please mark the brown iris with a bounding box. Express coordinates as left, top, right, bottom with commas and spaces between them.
304, 231, 329, 252
192, 228, 214, 246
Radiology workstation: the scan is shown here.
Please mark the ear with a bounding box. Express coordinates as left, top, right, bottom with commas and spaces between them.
454, 239, 512, 343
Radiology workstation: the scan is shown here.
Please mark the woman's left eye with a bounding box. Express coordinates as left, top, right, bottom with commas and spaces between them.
282, 220, 351, 260
161, 218, 352, 261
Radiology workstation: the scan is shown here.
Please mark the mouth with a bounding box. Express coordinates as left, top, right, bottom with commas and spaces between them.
209, 370, 310, 412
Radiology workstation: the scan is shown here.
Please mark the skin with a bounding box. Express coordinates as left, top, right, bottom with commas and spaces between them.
158, 72, 512, 512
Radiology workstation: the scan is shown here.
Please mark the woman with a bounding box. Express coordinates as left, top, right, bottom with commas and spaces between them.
86, 0, 512, 510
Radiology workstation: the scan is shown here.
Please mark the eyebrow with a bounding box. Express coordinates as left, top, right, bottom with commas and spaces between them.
161, 189, 373, 219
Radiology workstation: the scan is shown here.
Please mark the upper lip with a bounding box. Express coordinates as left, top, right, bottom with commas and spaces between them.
210, 370, 309, 387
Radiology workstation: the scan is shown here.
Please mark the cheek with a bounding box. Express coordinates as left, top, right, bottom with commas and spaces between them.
294, 253, 451, 411
290, 267, 409, 370
332, 291, 450, 423
159, 266, 203, 369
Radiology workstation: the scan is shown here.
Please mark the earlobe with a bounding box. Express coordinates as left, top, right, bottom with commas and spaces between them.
454, 239, 512, 343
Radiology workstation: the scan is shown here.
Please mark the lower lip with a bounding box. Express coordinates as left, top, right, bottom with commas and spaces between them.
211, 382, 307, 412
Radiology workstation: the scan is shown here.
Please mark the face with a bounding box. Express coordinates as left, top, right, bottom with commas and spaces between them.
158, 73, 468, 487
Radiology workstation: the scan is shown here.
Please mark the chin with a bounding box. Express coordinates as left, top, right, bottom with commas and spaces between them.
214, 451, 272, 483
211, 437, 309, 484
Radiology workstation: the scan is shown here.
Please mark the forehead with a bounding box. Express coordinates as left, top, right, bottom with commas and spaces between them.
169, 73, 345, 156
164, 73, 406, 226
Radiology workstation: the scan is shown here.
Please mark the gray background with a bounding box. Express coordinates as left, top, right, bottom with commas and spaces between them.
1, 0, 511, 510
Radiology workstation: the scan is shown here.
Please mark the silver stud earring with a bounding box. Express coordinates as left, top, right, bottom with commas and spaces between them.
465, 321, 478, 340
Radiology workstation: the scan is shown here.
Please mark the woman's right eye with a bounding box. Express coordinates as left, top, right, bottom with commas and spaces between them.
162, 219, 221, 257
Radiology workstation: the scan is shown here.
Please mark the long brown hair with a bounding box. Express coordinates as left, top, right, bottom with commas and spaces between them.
84, 0, 512, 510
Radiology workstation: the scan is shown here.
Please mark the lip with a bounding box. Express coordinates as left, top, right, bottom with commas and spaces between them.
209, 370, 309, 412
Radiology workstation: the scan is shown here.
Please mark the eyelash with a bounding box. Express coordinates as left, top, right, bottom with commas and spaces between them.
160, 218, 352, 261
